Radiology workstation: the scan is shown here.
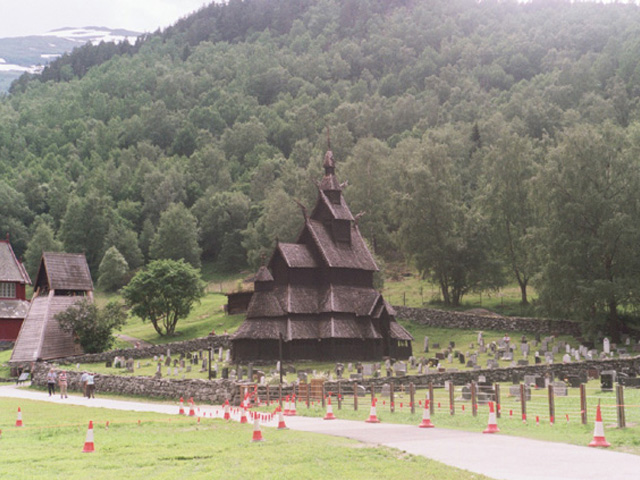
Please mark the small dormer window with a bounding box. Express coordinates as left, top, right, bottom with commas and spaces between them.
332, 219, 351, 244
0, 282, 16, 298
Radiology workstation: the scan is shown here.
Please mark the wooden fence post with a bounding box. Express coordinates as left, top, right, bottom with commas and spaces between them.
580, 383, 587, 425
306, 383, 310, 408
494, 383, 501, 419
429, 382, 434, 415
354, 382, 358, 411
548, 384, 555, 425
471, 381, 477, 417
321, 383, 326, 408
279, 384, 283, 409
266, 385, 270, 406
338, 382, 342, 410
616, 383, 626, 428
448, 381, 455, 416
520, 383, 527, 422
390, 382, 395, 413
410, 382, 415, 414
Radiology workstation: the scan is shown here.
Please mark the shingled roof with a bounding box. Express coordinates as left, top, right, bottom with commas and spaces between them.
36, 252, 93, 291
10, 294, 83, 363
0, 240, 31, 284
232, 146, 413, 361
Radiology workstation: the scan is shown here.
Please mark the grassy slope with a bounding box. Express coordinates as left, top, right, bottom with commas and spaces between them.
0, 398, 492, 480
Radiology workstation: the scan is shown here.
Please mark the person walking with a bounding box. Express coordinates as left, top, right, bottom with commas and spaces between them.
58, 370, 68, 398
47, 368, 57, 396
80, 371, 89, 398
87, 372, 95, 399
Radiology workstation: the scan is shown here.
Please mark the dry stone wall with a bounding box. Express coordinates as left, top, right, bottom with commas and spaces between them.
31, 362, 239, 404
57, 335, 231, 365
395, 306, 582, 337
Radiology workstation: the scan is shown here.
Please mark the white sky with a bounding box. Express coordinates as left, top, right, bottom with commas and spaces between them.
0, 0, 213, 38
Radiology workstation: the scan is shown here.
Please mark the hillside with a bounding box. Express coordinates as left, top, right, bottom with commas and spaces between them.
0, 27, 140, 91
2, 0, 640, 338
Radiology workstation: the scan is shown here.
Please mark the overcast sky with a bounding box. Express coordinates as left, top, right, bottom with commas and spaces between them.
0, 0, 212, 38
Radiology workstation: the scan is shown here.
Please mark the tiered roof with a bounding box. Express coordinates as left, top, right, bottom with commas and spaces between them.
232, 148, 413, 356
0, 240, 31, 285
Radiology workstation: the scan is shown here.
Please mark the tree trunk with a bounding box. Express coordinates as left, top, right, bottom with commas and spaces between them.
519, 279, 528, 305
607, 298, 622, 343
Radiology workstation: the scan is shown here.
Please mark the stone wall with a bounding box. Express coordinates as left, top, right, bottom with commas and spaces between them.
395, 306, 582, 337
323, 356, 640, 391
31, 362, 239, 404
57, 335, 232, 365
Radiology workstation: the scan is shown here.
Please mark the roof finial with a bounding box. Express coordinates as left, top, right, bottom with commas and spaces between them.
293, 198, 308, 220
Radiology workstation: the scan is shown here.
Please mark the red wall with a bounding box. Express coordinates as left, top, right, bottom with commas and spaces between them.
0, 318, 23, 341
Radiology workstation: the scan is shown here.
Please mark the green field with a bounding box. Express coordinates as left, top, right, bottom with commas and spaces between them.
0, 398, 491, 480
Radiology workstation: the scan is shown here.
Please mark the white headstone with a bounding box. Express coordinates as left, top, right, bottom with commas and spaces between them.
603, 338, 610, 354
566, 344, 571, 353
562, 354, 571, 364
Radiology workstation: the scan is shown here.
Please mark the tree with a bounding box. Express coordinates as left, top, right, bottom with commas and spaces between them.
56, 299, 127, 353
395, 138, 503, 306
534, 123, 640, 341
23, 218, 63, 279
122, 259, 204, 336
149, 203, 202, 268
480, 133, 539, 305
98, 246, 129, 292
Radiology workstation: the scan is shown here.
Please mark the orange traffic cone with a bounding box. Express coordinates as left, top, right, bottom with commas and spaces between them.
223, 400, 230, 420
251, 417, 264, 442
283, 396, 291, 416
324, 396, 336, 420
178, 397, 185, 415
15, 407, 23, 427
188, 398, 196, 417
365, 398, 380, 423
289, 395, 297, 416
82, 421, 95, 453
483, 401, 500, 434
240, 408, 248, 424
418, 400, 435, 428
277, 407, 288, 429
588, 402, 610, 447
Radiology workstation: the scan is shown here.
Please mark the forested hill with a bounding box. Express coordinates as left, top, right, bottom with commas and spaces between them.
2, 0, 640, 337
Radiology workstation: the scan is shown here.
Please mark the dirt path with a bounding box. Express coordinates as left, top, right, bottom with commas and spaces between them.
115, 334, 153, 348
1, 384, 638, 480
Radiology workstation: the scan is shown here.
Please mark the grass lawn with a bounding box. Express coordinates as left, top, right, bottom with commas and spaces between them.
0, 398, 492, 480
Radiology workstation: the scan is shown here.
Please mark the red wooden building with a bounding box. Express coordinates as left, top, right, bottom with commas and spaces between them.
0, 238, 31, 341
232, 149, 413, 361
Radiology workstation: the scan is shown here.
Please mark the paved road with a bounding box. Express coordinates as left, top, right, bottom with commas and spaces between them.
1, 384, 638, 480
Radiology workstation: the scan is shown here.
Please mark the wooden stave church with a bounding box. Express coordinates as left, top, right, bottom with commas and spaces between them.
232, 149, 413, 362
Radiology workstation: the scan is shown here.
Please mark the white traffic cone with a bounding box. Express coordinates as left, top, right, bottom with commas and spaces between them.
82, 421, 95, 453
365, 398, 380, 423
324, 396, 336, 420
588, 402, 610, 447
277, 407, 288, 429
178, 397, 185, 415
483, 401, 500, 434
15, 407, 23, 427
251, 416, 264, 442
418, 400, 434, 428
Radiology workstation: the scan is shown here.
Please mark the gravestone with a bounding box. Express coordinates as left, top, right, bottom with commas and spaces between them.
126, 358, 135, 372
173, 359, 178, 367
517, 360, 529, 366
552, 346, 559, 354
435, 352, 445, 360
523, 375, 537, 386
600, 371, 616, 389
509, 385, 531, 400
180, 359, 186, 369
201, 358, 208, 372
423, 336, 429, 353
222, 367, 229, 379
186, 365, 192, 373
362, 364, 374, 376
394, 362, 407, 376
167, 367, 171, 376
173, 367, 178, 376
552, 381, 568, 396
562, 354, 571, 364
447, 354, 453, 364
432, 343, 440, 349
459, 353, 466, 365
603, 338, 610, 354
381, 384, 391, 398
461, 385, 472, 400
477, 331, 484, 346
566, 376, 582, 388
503, 351, 513, 361
350, 373, 363, 381
165, 356, 171, 367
